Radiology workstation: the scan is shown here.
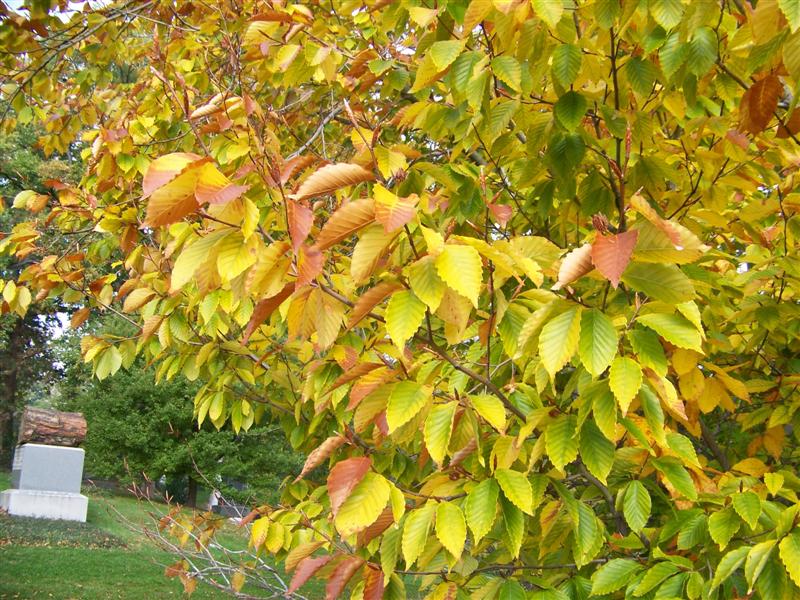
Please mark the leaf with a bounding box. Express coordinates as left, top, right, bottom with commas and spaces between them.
142, 152, 204, 197
144, 167, 202, 227
780, 0, 800, 32
386, 381, 432, 432
634, 562, 679, 597
326, 556, 363, 600
351, 224, 396, 283
385, 289, 426, 349
532, 0, 564, 27
620, 262, 694, 304
628, 328, 668, 376
363, 567, 384, 600
407, 255, 446, 311
590, 559, 643, 596
710, 546, 749, 591
435, 244, 483, 307
709, 508, 741, 550
243, 283, 294, 344
288, 555, 332, 595
465, 478, 499, 544
686, 27, 717, 76
435, 502, 467, 558
649, 0, 684, 30
623, 481, 651, 533
579, 309, 619, 377
429, 39, 466, 71
463, 0, 493, 31
609, 356, 642, 415
743, 75, 782, 134
745, 540, 776, 592
290, 163, 375, 201
374, 185, 417, 233
625, 57, 658, 96
316, 198, 375, 250
779, 532, 800, 586
552, 44, 582, 87
402, 503, 435, 567
123, 288, 156, 313
470, 393, 506, 432
327, 456, 372, 517
424, 401, 457, 465
546, 414, 579, 471
494, 468, 534, 515
580, 420, 615, 484
500, 495, 524, 558
194, 163, 248, 205
171, 230, 228, 291
295, 434, 346, 481
637, 313, 703, 352
539, 307, 582, 378
287, 200, 313, 251
335, 472, 392, 536
554, 91, 587, 131
553, 243, 593, 290
591, 230, 638, 288
652, 457, 698, 501
345, 281, 402, 330
491, 56, 522, 91
732, 491, 762, 530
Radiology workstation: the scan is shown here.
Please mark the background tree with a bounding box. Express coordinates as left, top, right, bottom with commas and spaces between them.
2, 1, 800, 599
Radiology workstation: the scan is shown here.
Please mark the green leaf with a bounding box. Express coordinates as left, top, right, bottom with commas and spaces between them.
628, 328, 668, 376
587, 381, 617, 440
495, 468, 534, 515
500, 495, 524, 558
435, 244, 482, 307
428, 39, 466, 71
634, 562, 679, 597
335, 472, 391, 536
532, 0, 564, 28
498, 580, 526, 600
687, 27, 717, 76
408, 255, 445, 311
554, 91, 587, 131
659, 32, 688, 79
639, 382, 666, 447
579, 309, 618, 377
401, 502, 435, 567
552, 43, 582, 87
624, 481, 651, 533
594, 0, 620, 28
637, 313, 703, 352
435, 501, 466, 558
779, 532, 800, 586
625, 57, 658, 96
539, 307, 582, 378
380, 525, 401, 577
732, 491, 762, 530
710, 546, 749, 592
780, 0, 800, 32
591, 559, 643, 596
386, 381, 432, 432
546, 414, 579, 471
424, 401, 457, 465
609, 356, 642, 415
652, 457, 698, 500
465, 478, 499, 544
491, 56, 522, 92
580, 420, 615, 484
708, 507, 741, 550
470, 393, 506, 432
745, 540, 776, 592
621, 262, 695, 304
666, 432, 701, 468
649, 0, 684, 30
385, 290, 426, 349
677, 513, 707, 550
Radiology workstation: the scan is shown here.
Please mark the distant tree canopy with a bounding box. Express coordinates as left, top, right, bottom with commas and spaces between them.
2, 1, 800, 599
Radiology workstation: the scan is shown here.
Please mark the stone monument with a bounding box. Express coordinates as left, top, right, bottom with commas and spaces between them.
1, 407, 89, 522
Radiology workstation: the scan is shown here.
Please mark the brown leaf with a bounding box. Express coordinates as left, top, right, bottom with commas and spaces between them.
288, 200, 314, 251
591, 230, 638, 288
328, 361, 384, 393
280, 154, 318, 185
296, 245, 324, 288
777, 108, 800, 138
70, 307, 91, 329
488, 203, 512, 227
325, 556, 364, 600
362, 566, 385, 600
357, 507, 394, 547
345, 281, 402, 331
242, 283, 294, 343
290, 163, 375, 202
316, 198, 376, 250
743, 74, 782, 134
288, 555, 332, 595
552, 243, 594, 290
294, 435, 347, 482
327, 456, 371, 516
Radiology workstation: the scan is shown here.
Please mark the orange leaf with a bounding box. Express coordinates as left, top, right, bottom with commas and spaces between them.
288, 555, 332, 595
327, 456, 371, 516
362, 565, 385, 600
142, 153, 204, 198
194, 163, 249, 205
743, 74, 782, 134
288, 200, 314, 251
316, 198, 376, 250
242, 283, 294, 344
345, 281, 402, 330
629, 193, 682, 246
280, 154, 318, 185
488, 203, 512, 227
328, 361, 384, 393
290, 163, 375, 201
374, 186, 417, 233
296, 245, 324, 288
144, 169, 202, 227
552, 243, 593, 290
358, 508, 394, 547
591, 230, 638, 288
70, 307, 91, 329
326, 556, 364, 600
294, 435, 347, 481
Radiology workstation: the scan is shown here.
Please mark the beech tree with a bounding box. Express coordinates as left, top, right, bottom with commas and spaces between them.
2, 0, 800, 598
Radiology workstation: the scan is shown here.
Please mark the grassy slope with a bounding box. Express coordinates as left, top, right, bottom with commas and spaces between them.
0, 471, 323, 599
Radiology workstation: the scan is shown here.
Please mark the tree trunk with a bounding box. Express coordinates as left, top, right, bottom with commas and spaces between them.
17, 407, 87, 447
0, 319, 22, 467
186, 477, 198, 508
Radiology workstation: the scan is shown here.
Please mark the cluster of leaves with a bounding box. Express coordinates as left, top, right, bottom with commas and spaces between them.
2, 0, 800, 599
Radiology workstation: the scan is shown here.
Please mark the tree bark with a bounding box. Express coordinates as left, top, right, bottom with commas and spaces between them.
186, 477, 198, 508
17, 407, 87, 447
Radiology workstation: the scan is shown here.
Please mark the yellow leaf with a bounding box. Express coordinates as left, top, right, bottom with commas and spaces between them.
435, 244, 483, 307
435, 502, 466, 559
609, 357, 643, 415
539, 307, 582, 378
123, 288, 156, 313
290, 163, 375, 201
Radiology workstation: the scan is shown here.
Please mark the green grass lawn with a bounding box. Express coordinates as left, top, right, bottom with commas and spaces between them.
0, 471, 320, 599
